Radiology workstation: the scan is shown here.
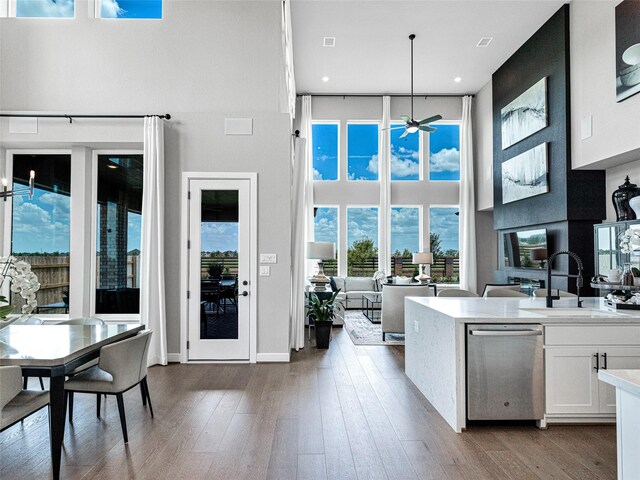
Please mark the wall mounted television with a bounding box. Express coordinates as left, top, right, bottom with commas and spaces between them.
503, 228, 548, 269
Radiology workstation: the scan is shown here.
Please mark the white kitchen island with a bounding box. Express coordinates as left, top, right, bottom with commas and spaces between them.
404, 296, 640, 433
598, 370, 640, 480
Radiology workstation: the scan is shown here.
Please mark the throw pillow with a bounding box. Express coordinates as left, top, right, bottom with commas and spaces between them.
329, 276, 338, 292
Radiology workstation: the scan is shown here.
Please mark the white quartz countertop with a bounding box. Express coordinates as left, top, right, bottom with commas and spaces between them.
406, 296, 640, 323
598, 370, 640, 397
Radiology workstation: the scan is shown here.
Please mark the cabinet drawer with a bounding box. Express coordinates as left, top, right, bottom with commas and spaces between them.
545, 325, 640, 346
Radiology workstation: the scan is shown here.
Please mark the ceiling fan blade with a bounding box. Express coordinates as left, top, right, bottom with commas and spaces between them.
400, 115, 410, 123
399, 129, 410, 138
419, 125, 437, 132
382, 126, 406, 131
418, 114, 443, 125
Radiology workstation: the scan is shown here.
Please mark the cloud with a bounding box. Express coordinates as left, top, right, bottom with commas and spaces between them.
12, 194, 70, 253
391, 208, 420, 253
101, 0, 125, 18
201, 222, 238, 252
314, 208, 337, 243
430, 148, 460, 173
390, 155, 420, 178
17, 0, 74, 17
313, 169, 323, 180
347, 208, 378, 246
366, 155, 378, 174
430, 207, 459, 251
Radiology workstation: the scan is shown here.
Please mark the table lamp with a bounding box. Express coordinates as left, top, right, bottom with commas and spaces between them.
307, 241, 335, 291
529, 248, 547, 269
412, 252, 433, 283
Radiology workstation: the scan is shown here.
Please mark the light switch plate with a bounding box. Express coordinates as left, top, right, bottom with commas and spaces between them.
581, 115, 593, 140
260, 266, 270, 276
414, 320, 420, 333
260, 253, 277, 264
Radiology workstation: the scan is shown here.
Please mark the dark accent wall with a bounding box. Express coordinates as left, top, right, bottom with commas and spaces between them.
492, 5, 606, 229
491, 5, 606, 289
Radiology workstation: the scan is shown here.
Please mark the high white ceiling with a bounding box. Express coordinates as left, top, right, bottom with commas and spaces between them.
291, 0, 567, 95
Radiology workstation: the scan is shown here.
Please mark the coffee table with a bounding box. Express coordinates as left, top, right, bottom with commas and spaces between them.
362, 293, 382, 323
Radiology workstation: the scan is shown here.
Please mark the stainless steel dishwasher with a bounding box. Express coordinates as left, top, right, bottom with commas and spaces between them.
467, 324, 544, 421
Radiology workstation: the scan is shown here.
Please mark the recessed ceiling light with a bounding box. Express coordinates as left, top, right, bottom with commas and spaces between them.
477, 37, 493, 48
323, 37, 336, 47
454, 77, 462, 83
322, 76, 330, 82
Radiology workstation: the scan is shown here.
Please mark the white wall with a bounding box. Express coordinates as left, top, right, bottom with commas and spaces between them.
473, 80, 493, 211
0, 0, 292, 358
571, 0, 640, 170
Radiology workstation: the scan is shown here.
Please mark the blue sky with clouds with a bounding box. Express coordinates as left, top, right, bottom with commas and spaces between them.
391, 207, 420, 253
430, 207, 459, 252
15, 0, 161, 18
202, 222, 238, 253
430, 124, 460, 181
312, 124, 338, 180
347, 207, 378, 247
390, 125, 420, 180
12, 188, 70, 253
348, 124, 378, 181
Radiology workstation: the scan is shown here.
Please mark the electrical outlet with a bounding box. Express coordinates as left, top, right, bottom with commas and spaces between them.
260, 266, 271, 276
260, 253, 277, 264
414, 320, 420, 333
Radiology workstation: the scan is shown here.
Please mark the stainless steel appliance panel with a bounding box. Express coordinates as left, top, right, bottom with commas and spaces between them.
467, 324, 544, 420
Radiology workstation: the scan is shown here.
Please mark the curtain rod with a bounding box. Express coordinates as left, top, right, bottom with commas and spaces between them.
0, 113, 171, 123
297, 93, 473, 98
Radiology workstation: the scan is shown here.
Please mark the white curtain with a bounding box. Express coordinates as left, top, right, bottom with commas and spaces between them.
279, 0, 296, 117
290, 96, 313, 351
459, 96, 477, 293
378, 96, 391, 274
141, 116, 168, 366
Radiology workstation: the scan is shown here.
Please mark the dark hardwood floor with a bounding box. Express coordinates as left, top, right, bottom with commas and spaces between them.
1, 327, 617, 479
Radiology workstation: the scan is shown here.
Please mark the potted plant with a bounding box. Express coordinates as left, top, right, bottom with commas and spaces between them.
207, 262, 224, 279
306, 289, 341, 349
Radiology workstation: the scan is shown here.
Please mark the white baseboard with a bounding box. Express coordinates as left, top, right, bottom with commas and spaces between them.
167, 353, 181, 363
256, 352, 290, 363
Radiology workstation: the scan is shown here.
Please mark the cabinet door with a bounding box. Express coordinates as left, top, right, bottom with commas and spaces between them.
546, 348, 599, 414
598, 346, 640, 414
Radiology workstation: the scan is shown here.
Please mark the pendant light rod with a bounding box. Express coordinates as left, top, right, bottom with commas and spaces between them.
409, 34, 415, 121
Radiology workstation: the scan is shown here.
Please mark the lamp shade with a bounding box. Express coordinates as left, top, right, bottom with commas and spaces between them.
412, 252, 433, 264
306, 242, 335, 260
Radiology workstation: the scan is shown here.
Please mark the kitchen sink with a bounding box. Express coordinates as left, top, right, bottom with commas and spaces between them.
518, 307, 623, 317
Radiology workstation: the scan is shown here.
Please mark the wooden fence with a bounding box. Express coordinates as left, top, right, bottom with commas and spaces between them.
317, 256, 459, 282
200, 256, 239, 278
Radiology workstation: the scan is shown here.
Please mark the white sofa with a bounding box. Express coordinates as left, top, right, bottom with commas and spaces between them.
381, 284, 432, 340
331, 276, 380, 310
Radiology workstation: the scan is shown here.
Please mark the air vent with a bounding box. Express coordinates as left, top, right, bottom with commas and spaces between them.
323, 37, 336, 47
476, 37, 493, 48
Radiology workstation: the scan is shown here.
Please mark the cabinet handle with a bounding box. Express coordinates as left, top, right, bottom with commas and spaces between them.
593, 353, 599, 371
601, 352, 607, 370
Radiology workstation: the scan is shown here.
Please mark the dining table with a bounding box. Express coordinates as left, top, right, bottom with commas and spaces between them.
0, 323, 144, 480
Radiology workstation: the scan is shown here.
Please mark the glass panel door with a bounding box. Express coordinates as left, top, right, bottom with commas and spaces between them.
188, 179, 250, 360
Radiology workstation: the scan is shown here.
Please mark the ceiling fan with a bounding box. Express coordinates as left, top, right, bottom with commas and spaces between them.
384, 34, 442, 138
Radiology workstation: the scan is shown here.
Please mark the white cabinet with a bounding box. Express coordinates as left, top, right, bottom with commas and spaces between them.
545, 325, 640, 417
598, 347, 640, 414
546, 347, 599, 414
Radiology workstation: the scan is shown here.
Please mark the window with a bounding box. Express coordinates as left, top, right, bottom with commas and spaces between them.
391, 207, 420, 276
95, 155, 143, 314
313, 207, 338, 276
98, 0, 162, 18
347, 123, 378, 181
429, 124, 460, 181
429, 207, 460, 283
347, 207, 378, 275
390, 125, 420, 181
15, 0, 74, 17
9, 154, 71, 314
311, 123, 338, 181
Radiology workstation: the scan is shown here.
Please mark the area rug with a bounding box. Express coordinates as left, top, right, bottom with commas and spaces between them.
343, 311, 405, 346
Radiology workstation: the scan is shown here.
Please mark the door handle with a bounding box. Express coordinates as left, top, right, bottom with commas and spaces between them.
241, 291, 249, 297
601, 352, 607, 370
593, 353, 599, 371
468, 330, 542, 336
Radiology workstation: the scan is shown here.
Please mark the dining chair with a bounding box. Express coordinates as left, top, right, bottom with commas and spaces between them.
437, 289, 479, 297
481, 283, 522, 297
10, 317, 47, 390
57, 316, 105, 326
64, 330, 153, 443
1, 366, 50, 435
485, 288, 529, 297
